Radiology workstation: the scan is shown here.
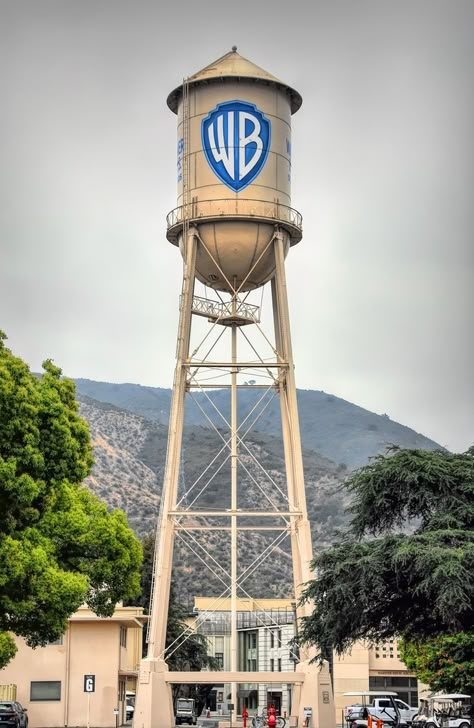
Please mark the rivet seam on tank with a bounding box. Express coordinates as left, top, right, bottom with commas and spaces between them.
201, 100, 271, 193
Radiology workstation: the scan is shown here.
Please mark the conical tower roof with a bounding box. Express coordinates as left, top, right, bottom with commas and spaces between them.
167, 47, 302, 114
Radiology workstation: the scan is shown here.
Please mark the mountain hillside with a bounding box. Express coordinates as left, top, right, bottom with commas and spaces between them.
78, 393, 349, 599
75, 379, 443, 599
75, 379, 442, 467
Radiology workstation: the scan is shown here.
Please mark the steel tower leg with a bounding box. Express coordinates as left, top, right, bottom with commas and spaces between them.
271, 231, 314, 614
134, 227, 197, 728
230, 296, 238, 716
272, 230, 334, 728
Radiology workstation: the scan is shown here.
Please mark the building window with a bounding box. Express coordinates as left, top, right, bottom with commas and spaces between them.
119, 681, 126, 702
277, 630, 282, 647
120, 626, 127, 647
215, 653, 224, 669
215, 637, 224, 653
369, 676, 418, 707
250, 633, 257, 649
277, 658, 281, 672
30, 681, 61, 701
270, 659, 274, 672
270, 630, 275, 648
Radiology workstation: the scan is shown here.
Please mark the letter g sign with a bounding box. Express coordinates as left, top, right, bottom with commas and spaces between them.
84, 674, 96, 693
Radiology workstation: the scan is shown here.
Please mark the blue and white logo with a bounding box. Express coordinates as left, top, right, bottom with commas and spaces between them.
202, 100, 271, 192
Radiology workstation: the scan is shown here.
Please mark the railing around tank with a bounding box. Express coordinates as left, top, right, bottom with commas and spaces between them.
166, 198, 303, 243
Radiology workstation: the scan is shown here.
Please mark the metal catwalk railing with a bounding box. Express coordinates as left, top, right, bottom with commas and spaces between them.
166, 198, 303, 243
191, 295, 261, 323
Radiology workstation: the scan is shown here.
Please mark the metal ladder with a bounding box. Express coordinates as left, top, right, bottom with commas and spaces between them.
181, 75, 191, 238
145, 495, 164, 645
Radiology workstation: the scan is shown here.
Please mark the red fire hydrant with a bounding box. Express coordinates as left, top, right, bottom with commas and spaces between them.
267, 705, 277, 728
242, 706, 248, 728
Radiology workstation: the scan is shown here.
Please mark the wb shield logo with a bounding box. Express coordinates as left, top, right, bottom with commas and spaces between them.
202, 100, 271, 192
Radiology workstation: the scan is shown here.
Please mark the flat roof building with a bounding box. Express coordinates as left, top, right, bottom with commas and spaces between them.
0, 605, 146, 728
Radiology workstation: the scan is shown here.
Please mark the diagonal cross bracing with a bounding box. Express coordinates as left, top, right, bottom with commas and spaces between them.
163, 526, 292, 661
138, 228, 325, 728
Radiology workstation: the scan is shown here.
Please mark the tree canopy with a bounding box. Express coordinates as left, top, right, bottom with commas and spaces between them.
0, 332, 142, 668
399, 632, 474, 696
298, 447, 473, 665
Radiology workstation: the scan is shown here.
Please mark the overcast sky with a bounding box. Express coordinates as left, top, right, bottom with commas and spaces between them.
1, 0, 472, 453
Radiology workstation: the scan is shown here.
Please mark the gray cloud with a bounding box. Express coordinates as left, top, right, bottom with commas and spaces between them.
1, 0, 472, 452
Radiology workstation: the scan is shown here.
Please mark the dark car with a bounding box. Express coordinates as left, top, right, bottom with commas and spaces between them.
0, 702, 28, 728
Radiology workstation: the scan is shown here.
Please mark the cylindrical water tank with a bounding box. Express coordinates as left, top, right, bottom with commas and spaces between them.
166, 49, 302, 292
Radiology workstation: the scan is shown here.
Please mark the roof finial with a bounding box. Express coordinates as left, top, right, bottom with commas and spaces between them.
231, 45, 237, 52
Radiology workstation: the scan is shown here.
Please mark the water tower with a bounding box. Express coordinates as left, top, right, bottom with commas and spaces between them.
134, 49, 335, 728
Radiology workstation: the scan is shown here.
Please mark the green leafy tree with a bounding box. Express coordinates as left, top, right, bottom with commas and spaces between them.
298, 447, 474, 685
399, 632, 474, 696
165, 583, 219, 672
0, 332, 142, 668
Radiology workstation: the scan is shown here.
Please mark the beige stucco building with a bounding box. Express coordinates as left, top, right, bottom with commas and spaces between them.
333, 640, 419, 722
0, 605, 145, 728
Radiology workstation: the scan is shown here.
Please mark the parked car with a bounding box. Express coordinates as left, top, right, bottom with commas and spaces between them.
126, 691, 135, 721
344, 691, 418, 726
371, 698, 418, 725
0, 702, 28, 728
